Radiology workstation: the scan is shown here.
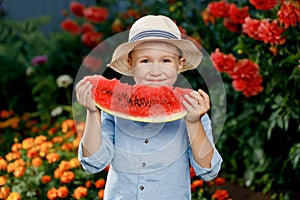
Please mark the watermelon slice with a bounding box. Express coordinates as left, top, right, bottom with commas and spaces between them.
85, 75, 192, 122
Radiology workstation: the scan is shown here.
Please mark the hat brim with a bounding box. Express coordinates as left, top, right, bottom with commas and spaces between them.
107, 38, 203, 76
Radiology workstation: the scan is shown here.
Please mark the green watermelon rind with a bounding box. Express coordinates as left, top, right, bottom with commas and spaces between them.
94, 101, 188, 123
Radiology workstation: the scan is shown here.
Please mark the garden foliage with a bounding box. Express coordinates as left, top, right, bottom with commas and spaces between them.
0, 0, 299, 199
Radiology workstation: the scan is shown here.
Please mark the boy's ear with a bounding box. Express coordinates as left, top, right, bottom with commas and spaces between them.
178, 57, 185, 72
127, 56, 133, 70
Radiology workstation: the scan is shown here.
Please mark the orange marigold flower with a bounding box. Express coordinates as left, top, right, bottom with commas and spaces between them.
5, 152, 21, 162
60, 171, 75, 184
98, 189, 105, 199
57, 186, 69, 198
0, 176, 6, 186
0, 158, 7, 170
22, 138, 35, 150
46, 152, 60, 163
54, 168, 64, 179
201, 9, 216, 25
69, 158, 80, 168
13, 166, 26, 178
95, 179, 106, 189
41, 175, 52, 184
48, 127, 58, 135
47, 187, 58, 200
73, 186, 88, 200
34, 135, 47, 145
7, 163, 16, 173
52, 136, 63, 144
85, 180, 93, 188
112, 18, 124, 33
0, 110, 14, 118
59, 161, 71, 171
61, 119, 76, 133
0, 187, 10, 199
7, 192, 21, 200
0, 117, 19, 129
32, 157, 43, 167
191, 179, 203, 192
61, 143, 73, 151
26, 148, 39, 159
40, 141, 53, 153
211, 189, 229, 200
11, 143, 22, 152
214, 177, 226, 186
72, 137, 80, 148
14, 159, 25, 167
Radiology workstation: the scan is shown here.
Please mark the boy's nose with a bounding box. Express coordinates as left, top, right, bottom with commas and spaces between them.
150, 64, 162, 76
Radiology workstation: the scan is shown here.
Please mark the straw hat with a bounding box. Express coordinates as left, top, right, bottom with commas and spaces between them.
107, 15, 203, 76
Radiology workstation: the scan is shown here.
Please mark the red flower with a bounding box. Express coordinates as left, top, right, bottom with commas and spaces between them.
60, 18, 81, 35
69, 1, 85, 17
123, 9, 140, 19
242, 17, 261, 41
189, 166, 196, 178
258, 19, 286, 45
211, 189, 229, 200
81, 22, 96, 33
241, 76, 264, 97
81, 31, 103, 47
191, 179, 203, 192
83, 7, 108, 23
208, 1, 232, 18
278, 1, 300, 28
83, 56, 102, 72
214, 177, 226, 186
211, 48, 236, 75
229, 4, 249, 24
223, 18, 241, 32
249, 0, 278, 11
231, 59, 260, 79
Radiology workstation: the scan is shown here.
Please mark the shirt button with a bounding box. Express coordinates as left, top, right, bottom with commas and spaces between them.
144, 139, 149, 144
142, 162, 146, 167
139, 185, 144, 190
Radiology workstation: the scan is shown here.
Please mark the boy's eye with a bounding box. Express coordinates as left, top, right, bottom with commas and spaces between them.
163, 59, 171, 63
140, 59, 149, 63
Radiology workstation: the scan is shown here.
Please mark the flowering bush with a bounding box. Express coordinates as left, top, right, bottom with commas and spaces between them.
0, 110, 230, 200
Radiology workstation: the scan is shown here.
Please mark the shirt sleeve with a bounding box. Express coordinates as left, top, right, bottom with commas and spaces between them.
188, 114, 223, 181
78, 112, 115, 174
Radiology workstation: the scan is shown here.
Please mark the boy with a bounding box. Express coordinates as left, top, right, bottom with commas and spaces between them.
76, 15, 222, 199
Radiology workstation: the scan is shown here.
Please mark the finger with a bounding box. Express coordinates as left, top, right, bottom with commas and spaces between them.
198, 89, 210, 108
184, 93, 199, 107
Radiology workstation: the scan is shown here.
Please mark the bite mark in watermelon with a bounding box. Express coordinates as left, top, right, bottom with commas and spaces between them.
85, 75, 193, 122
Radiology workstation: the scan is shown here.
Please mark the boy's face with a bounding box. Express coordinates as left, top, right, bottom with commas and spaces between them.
128, 41, 185, 86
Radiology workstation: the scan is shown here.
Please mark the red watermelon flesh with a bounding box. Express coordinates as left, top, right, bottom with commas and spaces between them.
85, 75, 193, 122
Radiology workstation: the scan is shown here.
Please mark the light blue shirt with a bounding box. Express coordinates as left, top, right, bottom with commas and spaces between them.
78, 112, 222, 200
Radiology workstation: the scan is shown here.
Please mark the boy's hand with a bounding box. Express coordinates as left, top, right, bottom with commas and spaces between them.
182, 89, 210, 123
75, 79, 98, 113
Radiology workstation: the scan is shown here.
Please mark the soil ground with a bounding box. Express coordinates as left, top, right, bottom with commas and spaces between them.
223, 182, 270, 200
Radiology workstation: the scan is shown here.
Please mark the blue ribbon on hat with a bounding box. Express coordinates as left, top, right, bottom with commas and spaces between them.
130, 30, 178, 42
